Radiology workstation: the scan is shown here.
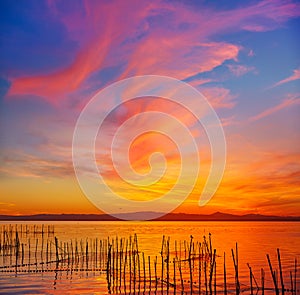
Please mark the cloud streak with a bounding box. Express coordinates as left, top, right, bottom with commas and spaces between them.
273, 67, 300, 88
249, 94, 300, 121
0, 151, 74, 178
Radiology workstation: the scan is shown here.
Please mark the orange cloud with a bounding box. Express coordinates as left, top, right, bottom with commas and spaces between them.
176, 142, 300, 216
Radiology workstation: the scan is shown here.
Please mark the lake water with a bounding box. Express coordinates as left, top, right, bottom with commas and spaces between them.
0, 221, 299, 294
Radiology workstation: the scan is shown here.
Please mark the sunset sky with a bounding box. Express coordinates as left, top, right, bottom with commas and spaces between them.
0, 0, 299, 217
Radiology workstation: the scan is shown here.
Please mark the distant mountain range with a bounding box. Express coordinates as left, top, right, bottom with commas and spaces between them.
0, 211, 299, 221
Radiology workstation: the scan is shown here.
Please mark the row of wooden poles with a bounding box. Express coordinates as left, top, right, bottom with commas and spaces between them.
0, 224, 54, 243
0, 225, 298, 294
106, 234, 298, 295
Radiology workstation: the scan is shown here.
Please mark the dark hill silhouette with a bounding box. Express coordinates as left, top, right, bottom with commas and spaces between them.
0, 212, 299, 221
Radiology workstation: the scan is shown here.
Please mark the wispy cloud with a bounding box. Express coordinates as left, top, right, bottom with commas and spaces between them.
249, 94, 300, 121
227, 64, 256, 77
201, 87, 236, 109
0, 202, 15, 207
273, 67, 300, 88
0, 151, 74, 178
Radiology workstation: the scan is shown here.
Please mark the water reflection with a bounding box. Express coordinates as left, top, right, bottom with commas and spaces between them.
0, 221, 299, 294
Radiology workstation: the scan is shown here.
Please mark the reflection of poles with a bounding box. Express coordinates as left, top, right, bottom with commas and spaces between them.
290, 271, 294, 295
173, 258, 176, 293
199, 244, 202, 294
291, 259, 297, 295
214, 260, 216, 295
53, 263, 58, 289
294, 259, 297, 295
261, 268, 265, 295
161, 255, 164, 292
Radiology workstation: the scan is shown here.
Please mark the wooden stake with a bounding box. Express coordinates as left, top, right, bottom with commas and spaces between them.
277, 249, 284, 294
267, 254, 279, 295
224, 252, 227, 295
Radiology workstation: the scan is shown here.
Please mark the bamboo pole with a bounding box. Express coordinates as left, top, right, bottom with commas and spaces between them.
189, 235, 193, 294
145, 255, 150, 287
267, 254, 279, 295
231, 243, 240, 295
55, 237, 59, 262
224, 252, 227, 295
209, 249, 216, 295
277, 249, 284, 294
154, 256, 158, 287
214, 260, 216, 295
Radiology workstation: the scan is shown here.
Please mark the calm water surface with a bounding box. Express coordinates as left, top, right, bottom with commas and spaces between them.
0, 221, 299, 294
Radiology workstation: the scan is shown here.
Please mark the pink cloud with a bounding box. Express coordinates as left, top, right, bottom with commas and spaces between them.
238, 0, 300, 31
273, 67, 300, 87
120, 40, 239, 79
220, 116, 240, 127
227, 64, 256, 77
201, 87, 236, 109
8, 1, 150, 104
6, 0, 300, 104
188, 78, 213, 88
